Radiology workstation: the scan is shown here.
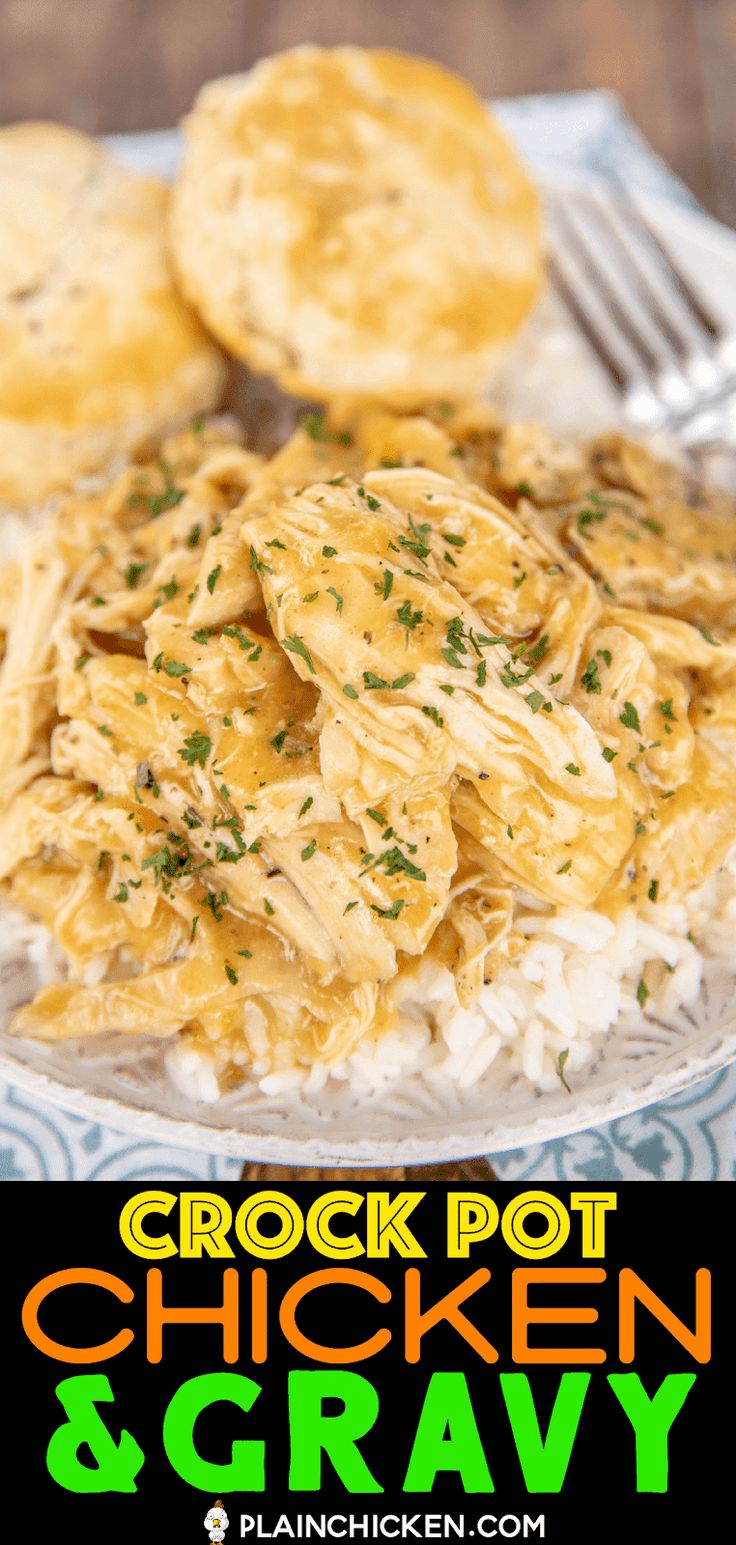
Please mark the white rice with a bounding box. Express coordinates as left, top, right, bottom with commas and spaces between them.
2, 851, 734, 1108
163, 850, 733, 1104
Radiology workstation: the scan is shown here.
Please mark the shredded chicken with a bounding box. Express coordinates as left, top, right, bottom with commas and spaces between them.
1, 408, 735, 1085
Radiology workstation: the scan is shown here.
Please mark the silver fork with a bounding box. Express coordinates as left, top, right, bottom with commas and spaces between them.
546, 182, 736, 455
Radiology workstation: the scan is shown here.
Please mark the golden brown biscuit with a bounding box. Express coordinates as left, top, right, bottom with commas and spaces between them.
170, 47, 543, 407
0, 123, 226, 511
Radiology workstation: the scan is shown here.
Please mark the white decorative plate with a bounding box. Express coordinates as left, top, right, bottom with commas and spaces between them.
1, 135, 735, 1164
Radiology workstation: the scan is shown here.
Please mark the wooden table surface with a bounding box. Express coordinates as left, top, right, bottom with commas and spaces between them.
1, 0, 734, 227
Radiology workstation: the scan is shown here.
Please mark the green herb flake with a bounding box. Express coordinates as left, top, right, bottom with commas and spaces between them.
396, 600, 423, 631
124, 561, 149, 589
619, 701, 642, 734
557, 1049, 571, 1092
283, 635, 316, 674
370, 899, 405, 920
566, 763, 581, 776
602, 747, 618, 763
581, 658, 602, 694
178, 731, 212, 768
343, 683, 359, 699
636, 979, 650, 1008
301, 839, 317, 862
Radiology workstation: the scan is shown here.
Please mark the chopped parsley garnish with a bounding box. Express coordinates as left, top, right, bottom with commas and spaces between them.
422, 706, 444, 728
113, 885, 129, 903
557, 1049, 571, 1092
134, 691, 147, 706
271, 729, 288, 754
396, 600, 423, 631
659, 699, 677, 722
267, 538, 287, 550
322, 545, 337, 558
301, 839, 317, 861
206, 564, 222, 594
75, 653, 91, 671
648, 879, 659, 903
523, 634, 550, 667
371, 899, 405, 920
224, 964, 238, 986
566, 763, 581, 776
298, 797, 314, 819
376, 570, 394, 600
391, 672, 415, 690
366, 808, 388, 826
178, 731, 212, 768
344, 900, 359, 914
581, 658, 602, 694
163, 659, 191, 678
476, 661, 487, 687
202, 890, 228, 922
602, 747, 617, 763
326, 586, 343, 612
303, 591, 319, 603
525, 690, 546, 714
264, 899, 275, 916
636, 979, 650, 1008
301, 412, 351, 446
249, 545, 272, 577
363, 671, 389, 690
512, 570, 527, 589
357, 485, 381, 512
557, 859, 572, 874
124, 561, 149, 589
619, 701, 641, 734
283, 635, 316, 673
343, 683, 359, 699
398, 516, 431, 564
186, 524, 201, 548
443, 532, 466, 548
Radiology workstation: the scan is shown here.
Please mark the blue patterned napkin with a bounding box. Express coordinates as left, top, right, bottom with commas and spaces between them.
2, 90, 734, 1180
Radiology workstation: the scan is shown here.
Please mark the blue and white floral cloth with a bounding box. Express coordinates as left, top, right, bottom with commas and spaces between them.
2, 91, 733, 1180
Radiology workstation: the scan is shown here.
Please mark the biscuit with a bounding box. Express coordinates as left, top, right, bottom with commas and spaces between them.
170, 47, 543, 407
0, 123, 226, 511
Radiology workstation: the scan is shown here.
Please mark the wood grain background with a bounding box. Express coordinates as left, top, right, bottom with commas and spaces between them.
0, 0, 734, 225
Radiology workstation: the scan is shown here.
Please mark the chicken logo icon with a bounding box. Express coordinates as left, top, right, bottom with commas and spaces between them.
204, 1501, 229, 1542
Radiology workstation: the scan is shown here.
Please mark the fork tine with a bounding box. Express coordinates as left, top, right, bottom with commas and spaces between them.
609, 177, 724, 341
575, 190, 694, 359
546, 248, 631, 393
550, 197, 663, 377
